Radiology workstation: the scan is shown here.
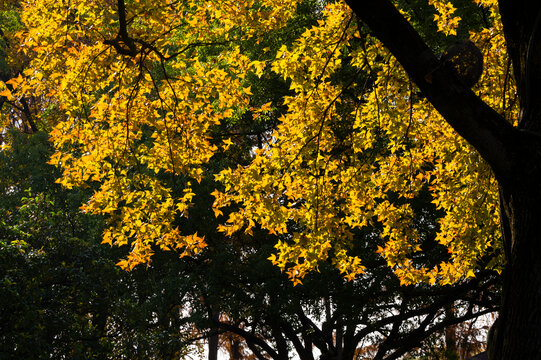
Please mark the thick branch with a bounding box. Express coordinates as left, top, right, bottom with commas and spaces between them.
280, 321, 315, 360
268, 319, 289, 359
345, 0, 516, 181
295, 309, 333, 353
215, 321, 280, 359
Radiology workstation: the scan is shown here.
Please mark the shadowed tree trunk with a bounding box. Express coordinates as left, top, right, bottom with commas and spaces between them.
209, 310, 219, 360
345, 1, 541, 359
444, 304, 458, 359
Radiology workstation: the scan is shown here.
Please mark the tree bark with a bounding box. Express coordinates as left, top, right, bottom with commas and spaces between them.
208, 310, 219, 360
345, 0, 541, 359
495, 182, 541, 359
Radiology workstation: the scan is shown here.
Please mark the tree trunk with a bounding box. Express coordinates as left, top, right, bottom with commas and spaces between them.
208, 332, 219, 360
444, 304, 458, 359
495, 1, 541, 356
493, 182, 541, 359
209, 310, 220, 360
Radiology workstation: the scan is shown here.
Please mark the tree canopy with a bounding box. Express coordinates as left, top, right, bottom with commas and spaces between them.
0, 0, 508, 284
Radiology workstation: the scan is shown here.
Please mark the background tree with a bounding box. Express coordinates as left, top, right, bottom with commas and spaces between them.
0, 131, 207, 359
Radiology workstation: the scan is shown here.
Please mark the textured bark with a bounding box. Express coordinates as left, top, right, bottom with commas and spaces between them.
496, 183, 541, 359
345, 0, 541, 359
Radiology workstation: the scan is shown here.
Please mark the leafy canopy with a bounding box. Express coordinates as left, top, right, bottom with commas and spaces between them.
1, 0, 510, 285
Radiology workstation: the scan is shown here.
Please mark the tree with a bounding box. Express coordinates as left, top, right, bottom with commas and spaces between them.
201, 242, 497, 360
0, 0, 526, 358
0, 131, 206, 359
342, 1, 541, 358
168, 64, 498, 359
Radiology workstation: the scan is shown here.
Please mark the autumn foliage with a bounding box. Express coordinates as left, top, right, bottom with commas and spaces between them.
0, 0, 510, 286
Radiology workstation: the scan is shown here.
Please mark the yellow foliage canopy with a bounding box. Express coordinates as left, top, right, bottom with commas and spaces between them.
4, 0, 512, 284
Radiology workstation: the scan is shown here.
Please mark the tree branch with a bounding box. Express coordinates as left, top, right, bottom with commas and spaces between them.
20, 97, 38, 133
280, 321, 315, 360
104, 0, 137, 56
215, 321, 280, 359
384, 307, 496, 360
345, 0, 516, 182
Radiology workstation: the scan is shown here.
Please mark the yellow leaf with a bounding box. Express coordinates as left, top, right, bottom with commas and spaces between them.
0, 89, 12, 100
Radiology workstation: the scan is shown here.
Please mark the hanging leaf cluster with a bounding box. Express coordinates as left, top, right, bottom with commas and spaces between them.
1, 0, 512, 284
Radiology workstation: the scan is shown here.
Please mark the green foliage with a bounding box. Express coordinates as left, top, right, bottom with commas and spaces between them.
0, 8, 21, 79
0, 132, 201, 359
